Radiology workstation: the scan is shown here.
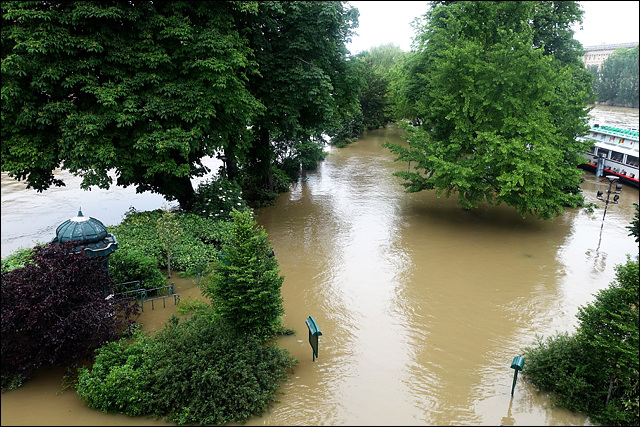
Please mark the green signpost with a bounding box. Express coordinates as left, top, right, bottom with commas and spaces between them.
510, 355, 524, 396
305, 316, 322, 362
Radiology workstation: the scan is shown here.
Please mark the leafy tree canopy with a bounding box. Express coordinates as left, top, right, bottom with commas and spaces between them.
235, 1, 361, 201
591, 46, 639, 108
384, 1, 593, 220
1, 1, 263, 209
354, 44, 406, 130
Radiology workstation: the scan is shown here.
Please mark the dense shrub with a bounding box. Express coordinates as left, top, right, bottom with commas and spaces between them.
108, 249, 166, 291
150, 312, 297, 425
191, 175, 248, 221
239, 165, 292, 208
0, 246, 37, 273
76, 329, 158, 416
108, 209, 165, 266
108, 209, 226, 279
76, 310, 298, 425
523, 258, 639, 426
1, 242, 138, 390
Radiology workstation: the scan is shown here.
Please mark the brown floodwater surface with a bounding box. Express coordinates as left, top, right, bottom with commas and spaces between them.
2, 106, 639, 425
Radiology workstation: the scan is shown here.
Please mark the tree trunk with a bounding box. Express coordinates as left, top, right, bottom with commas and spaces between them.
259, 126, 274, 192
167, 246, 171, 279
173, 175, 196, 211
223, 141, 239, 181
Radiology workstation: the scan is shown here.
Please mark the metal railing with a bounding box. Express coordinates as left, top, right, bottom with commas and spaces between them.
112, 280, 180, 312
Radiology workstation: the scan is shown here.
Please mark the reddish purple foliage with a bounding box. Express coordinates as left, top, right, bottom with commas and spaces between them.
1, 242, 139, 383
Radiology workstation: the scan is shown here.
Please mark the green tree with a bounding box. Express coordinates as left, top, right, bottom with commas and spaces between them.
1, 1, 262, 210
593, 46, 639, 108
233, 1, 360, 204
355, 44, 406, 130
201, 209, 284, 341
383, 1, 592, 220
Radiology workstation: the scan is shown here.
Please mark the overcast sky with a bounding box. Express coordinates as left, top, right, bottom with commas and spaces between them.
345, 1, 640, 54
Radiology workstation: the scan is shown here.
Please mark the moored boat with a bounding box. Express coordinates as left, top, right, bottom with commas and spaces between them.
576, 124, 639, 188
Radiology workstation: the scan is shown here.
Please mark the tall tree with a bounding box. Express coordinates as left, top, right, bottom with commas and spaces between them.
233, 1, 360, 203
593, 46, 639, 108
201, 209, 284, 341
355, 44, 406, 130
1, 1, 262, 210
384, 1, 593, 220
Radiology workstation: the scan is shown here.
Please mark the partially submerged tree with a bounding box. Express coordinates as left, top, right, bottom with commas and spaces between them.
1, 1, 262, 210
234, 1, 361, 203
201, 209, 284, 341
384, 1, 593, 220
1, 242, 138, 390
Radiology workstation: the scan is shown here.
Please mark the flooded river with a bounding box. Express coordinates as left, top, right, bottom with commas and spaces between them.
1, 105, 639, 425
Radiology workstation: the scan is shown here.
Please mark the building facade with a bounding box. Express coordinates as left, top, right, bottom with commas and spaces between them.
582, 42, 638, 70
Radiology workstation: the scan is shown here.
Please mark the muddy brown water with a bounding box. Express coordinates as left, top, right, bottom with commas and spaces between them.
1, 105, 639, 425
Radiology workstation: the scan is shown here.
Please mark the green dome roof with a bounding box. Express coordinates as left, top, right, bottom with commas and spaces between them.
55, 209, 108, 244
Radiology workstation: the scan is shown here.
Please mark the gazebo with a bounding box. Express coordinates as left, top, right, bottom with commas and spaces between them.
50, 208, 118, 271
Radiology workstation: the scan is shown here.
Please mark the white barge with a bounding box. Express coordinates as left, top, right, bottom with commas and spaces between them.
577, 124, 639, 188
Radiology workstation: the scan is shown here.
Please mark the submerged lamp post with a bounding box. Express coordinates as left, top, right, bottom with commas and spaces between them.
510, 355, 524, 396
596, 175, 622, 232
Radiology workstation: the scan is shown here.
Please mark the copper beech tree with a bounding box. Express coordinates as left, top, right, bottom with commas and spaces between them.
1, 242, 138, 390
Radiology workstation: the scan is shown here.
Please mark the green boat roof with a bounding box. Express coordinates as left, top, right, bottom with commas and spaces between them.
591, 125, 639, 139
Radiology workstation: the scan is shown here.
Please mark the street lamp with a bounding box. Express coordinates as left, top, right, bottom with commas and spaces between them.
596, 175, 623, 231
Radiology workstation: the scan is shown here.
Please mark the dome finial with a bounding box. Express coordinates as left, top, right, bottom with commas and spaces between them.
78, 207, 83, 217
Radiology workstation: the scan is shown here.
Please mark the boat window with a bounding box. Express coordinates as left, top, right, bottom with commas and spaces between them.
611, 151, 624, 162
596, 148, 610, 158
625, 155, 638, 168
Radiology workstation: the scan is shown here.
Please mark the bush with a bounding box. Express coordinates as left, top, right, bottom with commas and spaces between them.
522, 332, 596, 413
239, 165, 292, 208
108, 249, 166, 291
522, 258, 639, 426
76, 309, 298, 425
1, 242, 138, 390
149, 311, 297, 425
0, 246, 37, 273
109, 209, 226, 279
76, 329, 158, 416
191, 176, 248, 221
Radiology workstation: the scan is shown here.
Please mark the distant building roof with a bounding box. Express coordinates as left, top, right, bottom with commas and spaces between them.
583, 42, 638, 52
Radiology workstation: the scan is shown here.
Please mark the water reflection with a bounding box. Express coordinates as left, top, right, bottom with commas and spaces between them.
1, 159, 222, 259
253, 122, 637, 426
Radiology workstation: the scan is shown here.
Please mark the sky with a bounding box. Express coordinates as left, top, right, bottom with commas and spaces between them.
345, 1, 640, 54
